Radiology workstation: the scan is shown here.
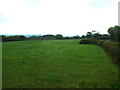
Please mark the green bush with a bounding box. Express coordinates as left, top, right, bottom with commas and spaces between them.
79, 39, 92, 44
79, 39, 98, 44
101, 41, 120, 64
97, 40, 104, 46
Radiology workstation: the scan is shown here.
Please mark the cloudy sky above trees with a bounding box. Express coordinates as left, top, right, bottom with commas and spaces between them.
0, 0, 119, 36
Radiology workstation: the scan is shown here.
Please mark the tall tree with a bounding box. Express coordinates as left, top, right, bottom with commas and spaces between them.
108, 26, 120, 42
86, 32, 92, 38
56, 34, 63, 39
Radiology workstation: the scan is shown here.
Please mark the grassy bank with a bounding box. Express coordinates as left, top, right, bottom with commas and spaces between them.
79, 39, 120, 65
2, 40, 119, 88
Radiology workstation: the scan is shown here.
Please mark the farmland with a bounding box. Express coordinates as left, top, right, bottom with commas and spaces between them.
2, 39, 119, 88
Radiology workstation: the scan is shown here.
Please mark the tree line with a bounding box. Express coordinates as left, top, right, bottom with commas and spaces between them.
1, 34, 109, 42
1, 25, 120, 42
1, 34, 81, 42
83, 25, 120, 42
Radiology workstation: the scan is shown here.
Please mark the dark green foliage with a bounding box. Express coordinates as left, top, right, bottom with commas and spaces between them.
56, 34, 63, 39
97, 40, 104, 46
93, 33, 102, 37
81, 35, 86, 39
42, 34, 56, 40
79, 39, 98, 44
1, 35, 6, 42
79, 39, 92, 44
19, 35, 26, 40
86, 32, 92, 38
95, 36, 110, 40
29, 35, 41, 40
72, 35, 80, 39
101, 41, 120, 64
2, 34, 83, 42
0, 35, 2, 42
102, 34, 109, 36
2, 35, 27, 42
63, 37, 70, 39
108, 26, 120, 42
86, 31, 102, 38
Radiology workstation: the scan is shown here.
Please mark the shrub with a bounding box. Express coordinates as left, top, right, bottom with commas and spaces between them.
95, 36, 110, 40
97, 40, 104, 46
101, 41, 120, 64
79, 39, 91, 44
79, 38, 98, 44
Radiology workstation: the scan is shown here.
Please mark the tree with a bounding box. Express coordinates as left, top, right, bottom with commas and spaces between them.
56, 34, 63, 39
93, 33, 102, 37
108, 26, 120, 42
2, 35, 7, 42
102, 34, 109, 36
19, 35, 26, 40
81, 35, 85, 38
86, 32, 92, 38
92, 30, 97, 34
43, 34, 56, 40
72, 35, 80, 39
87, 32, 92, 35
63, 37, 70, 39
2, 35, 27, 42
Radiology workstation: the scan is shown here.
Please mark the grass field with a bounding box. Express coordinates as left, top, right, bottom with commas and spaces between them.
2, 39, 119, 88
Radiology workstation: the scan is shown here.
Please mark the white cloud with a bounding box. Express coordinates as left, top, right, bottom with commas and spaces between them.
90, 0, 114, 8
24, 0, 42, 5
0, 13, 7, 24
0, 0, 119, 36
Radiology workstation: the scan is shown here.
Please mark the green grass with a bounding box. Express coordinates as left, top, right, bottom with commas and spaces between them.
2, 39, 119, 88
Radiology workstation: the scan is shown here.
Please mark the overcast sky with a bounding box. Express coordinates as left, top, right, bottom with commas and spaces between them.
0, 0, 119, 36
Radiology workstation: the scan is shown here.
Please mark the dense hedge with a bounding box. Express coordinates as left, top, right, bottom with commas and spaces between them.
79, 38, 98, 44
2, 35, 27, 42
79, 39, 120, 65
97, 40, 104, 46
101, 41, 119, 64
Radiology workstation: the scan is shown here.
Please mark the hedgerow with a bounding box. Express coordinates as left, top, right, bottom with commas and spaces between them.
79, 39, 120, 65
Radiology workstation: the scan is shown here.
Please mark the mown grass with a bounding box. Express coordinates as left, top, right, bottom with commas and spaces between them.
2, 39, 119, 88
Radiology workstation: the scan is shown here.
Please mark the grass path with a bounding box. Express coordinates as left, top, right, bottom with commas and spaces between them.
2, 40, 119, 88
